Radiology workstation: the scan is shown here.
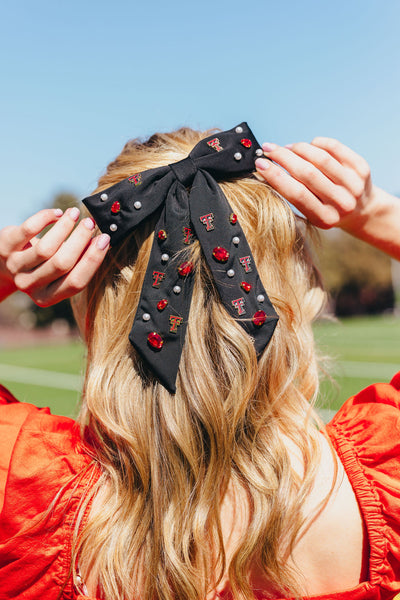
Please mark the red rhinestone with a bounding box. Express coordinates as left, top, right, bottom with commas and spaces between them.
229, 213, 237, 225
158, 229, 167, 241
157, 299, 168, 311
111, 201, 121, 214
240, 138, 252, 148
178, 261, 194, 277
253, 310, 266, 327
212, 247, 230, 263
241, 281, 252, 293
147, 332, 163, 350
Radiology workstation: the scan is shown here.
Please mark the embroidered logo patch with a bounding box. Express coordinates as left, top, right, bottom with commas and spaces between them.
169, 315, 183, 333
152, 271, 166, 288
199, 213, 215, 231
239, 256, 252, 273
128, 173, 142, 186
231, 297, 246, 315
183, 227, 194, 244
207, 138, 223, 152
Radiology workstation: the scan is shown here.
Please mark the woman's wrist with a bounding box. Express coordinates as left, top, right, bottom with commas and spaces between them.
343, 186, 400, 260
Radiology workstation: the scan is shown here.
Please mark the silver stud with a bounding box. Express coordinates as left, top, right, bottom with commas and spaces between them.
232, 236, 240, 245
173, 285, 181, 294
100, 193, 108, 202
110, 223, 117, 232
255, 148, 263, 157
227, 269, 235, 278
161, 253, 169, 262
257, 294, 265, 303
234, 152, 242, 161
142, 313, 151, 321
134, 201, 142, 210
235, 126, 243, 134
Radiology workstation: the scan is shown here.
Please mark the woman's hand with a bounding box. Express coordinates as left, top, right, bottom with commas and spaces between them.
255, 138, 400, 260
255, 137, 373, 232
0, 208, 110, 305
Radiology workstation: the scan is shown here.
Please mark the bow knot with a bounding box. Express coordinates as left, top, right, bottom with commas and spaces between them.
169, 156, 197, 186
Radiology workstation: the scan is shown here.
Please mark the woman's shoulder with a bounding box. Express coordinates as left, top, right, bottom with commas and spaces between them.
0, 385, 100, 599
326, 371, 400, 450
325, 372, 400, 598
0, 384, 94, 523
325, 371, 400, 487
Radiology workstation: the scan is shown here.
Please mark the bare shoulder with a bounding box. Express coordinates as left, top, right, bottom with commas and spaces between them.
289, 432, 367, 595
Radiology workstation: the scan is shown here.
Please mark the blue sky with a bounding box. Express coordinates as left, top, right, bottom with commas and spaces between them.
1, 0, 399, 229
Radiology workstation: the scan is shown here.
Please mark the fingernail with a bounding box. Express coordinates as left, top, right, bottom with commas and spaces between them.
54, 208, 63, 217
262, 142, 278, 152
96, 233, 110, 250
255, 158, 271, 171
285, 144, 293, 149
69, 207, 80, 221
83, 217, 95, 230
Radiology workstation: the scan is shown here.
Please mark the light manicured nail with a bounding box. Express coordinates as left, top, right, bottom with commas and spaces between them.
83, 218, 95, 230
285, 144, 293, 149
69, 207, 80, 221
262, 142, 278, 152
54, 208, 63, 217
255, 158, 271, 170
96, 233, 110, 250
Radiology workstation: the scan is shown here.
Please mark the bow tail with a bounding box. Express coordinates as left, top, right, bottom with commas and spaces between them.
129, 183, 195, 393
189, 171, 279, 354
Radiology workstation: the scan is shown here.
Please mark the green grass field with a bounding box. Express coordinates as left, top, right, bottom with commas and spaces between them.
0, 315, 398, 419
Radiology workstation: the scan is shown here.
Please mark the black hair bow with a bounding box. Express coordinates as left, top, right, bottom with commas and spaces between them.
83, 123, 279, 393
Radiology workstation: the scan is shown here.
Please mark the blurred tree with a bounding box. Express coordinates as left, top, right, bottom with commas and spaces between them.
51, 192, 79, 212
315, 230, 394, 316
39, 192, 79, 237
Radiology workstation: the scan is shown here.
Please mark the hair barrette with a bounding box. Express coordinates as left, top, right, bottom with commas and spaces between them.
83, 123, 279, 393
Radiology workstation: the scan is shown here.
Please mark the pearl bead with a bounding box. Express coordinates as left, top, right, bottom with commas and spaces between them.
227, 269, 235, 277
234, 152, 242, 161
232, 236, 240, 245
142, 313, 151, 321
134, 201, 142, 210
257, 294, 265, 303
110, 224, 117, 232
100, 193, 108, 202
161, 253, 169, 262
173, 285, 181, 294
255, 148, 263, 157
235, 126, 243, 134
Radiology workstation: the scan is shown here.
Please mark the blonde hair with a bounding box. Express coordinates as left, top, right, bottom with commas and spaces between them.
72, 127, 327, 600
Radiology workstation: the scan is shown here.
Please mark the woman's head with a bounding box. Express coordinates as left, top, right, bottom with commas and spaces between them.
73, 126, 326, 600
80, 127, 325, 404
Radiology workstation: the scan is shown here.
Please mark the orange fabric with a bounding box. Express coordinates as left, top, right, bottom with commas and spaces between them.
0, 386, 100, 600
0, 374, 400, 599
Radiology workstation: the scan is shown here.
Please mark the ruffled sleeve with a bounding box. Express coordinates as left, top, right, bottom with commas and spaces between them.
326, 372, 400, 596
0, 385, 100, 600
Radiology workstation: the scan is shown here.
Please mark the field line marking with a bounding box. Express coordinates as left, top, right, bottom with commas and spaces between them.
337, 360, 399, 380
0, 360, 397, 393
0, 364, 83, 391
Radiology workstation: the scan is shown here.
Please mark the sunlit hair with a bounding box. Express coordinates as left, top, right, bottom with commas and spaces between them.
71, 127, 327, 600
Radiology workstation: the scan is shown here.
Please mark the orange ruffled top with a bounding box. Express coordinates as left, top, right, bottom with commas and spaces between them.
1, 374, 400, 600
